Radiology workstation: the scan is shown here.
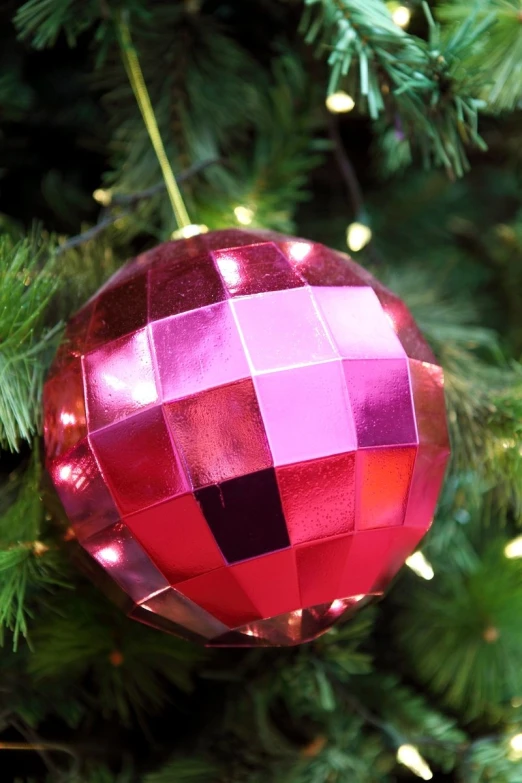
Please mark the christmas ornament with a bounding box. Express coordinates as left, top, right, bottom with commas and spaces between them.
44, 229, 450, 646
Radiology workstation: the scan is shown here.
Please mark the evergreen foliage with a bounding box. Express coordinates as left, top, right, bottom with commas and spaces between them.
1, 0, 522, 781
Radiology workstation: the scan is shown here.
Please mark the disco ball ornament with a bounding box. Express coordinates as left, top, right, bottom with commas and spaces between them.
44, 229, 450, 646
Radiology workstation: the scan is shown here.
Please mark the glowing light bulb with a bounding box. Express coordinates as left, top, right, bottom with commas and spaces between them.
406, 552, 435, 580
397, 745, 433, 780
510, 733, 522, 760
391, 4, 411, 28
326, 91, 355, 114
171, 224, 209, 240
505, 536, 522, 559
346, 222, 372, 252
234, 205, 255, 226
93, 188, 112, 206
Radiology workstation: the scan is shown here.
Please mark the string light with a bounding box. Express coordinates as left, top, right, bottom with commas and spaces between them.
326, 91, 356, 114
388, 3, 412, 28
346, 222, 372, 252
509, 733, 522, 760
171, 224, 209, 240
234, 205, 255, 226
93, 188, 112, 206
405, 551, 435, 580
397, 745, 433, 780
504, 535, 522, 559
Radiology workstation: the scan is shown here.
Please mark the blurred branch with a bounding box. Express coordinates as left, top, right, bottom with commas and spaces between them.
56, 158, 224, 255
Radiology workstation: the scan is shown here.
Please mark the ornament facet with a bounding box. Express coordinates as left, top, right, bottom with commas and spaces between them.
44, 229, 450, 646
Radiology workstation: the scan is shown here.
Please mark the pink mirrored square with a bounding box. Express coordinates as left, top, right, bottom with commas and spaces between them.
372, 525, 426, 590
343, 358, 417, 447
83, 522, 168, 603
151, 302, 250, 403
124, 494, 224, 583
49, 439, 119, 541
176, 567, 262, 627
338, 529, 396, 597
148, 255, 226, 320
357, 446, 417, 530
311, 286, 405, 359
83, 328, 158, 431
164, 379, 272, 488
87, 275, 148, 349
212, 242, 303, 297
47, 305, 93, 381
229, 549, 301, 619
404, 444, 449, 529
231, 287, 337, 373
43, 358, 87, 460
90, 407, 189, 515
254, 360, 357, 466
296, 535, 353, 607
408, 359, 450, 449
280, 241, 371, 287
276, 452, 355, 544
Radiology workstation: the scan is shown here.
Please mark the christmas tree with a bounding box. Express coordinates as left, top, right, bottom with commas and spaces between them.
2, 0, 522, 780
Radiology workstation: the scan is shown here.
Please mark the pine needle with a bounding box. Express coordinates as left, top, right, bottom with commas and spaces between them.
0, 236, 61, 451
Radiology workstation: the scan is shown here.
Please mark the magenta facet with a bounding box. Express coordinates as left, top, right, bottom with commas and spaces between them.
44, 229, 450, 646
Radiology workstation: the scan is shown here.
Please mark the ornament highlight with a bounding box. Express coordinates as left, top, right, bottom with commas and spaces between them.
44, 229, 450, 646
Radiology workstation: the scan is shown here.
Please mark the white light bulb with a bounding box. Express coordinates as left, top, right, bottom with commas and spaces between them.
406, 552, 435, 580
326, 91, 356, 114
234, 205, 255, 226
346, 222, 372, 252
505, 536, 522, 559
397, 745, 433, 780
392, 5, 411, 28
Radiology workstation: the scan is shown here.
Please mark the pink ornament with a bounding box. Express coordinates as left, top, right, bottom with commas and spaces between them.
43, 230, 450, 646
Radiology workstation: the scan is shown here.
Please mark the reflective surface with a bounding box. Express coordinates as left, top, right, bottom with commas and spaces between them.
44, 229, 450, 646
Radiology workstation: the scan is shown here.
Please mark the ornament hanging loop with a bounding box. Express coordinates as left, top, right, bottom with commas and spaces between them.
117, 13, 206, 238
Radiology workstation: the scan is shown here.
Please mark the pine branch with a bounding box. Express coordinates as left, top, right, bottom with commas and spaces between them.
438, 0, 522, 112
394, 542, 522, 720
29, 591, 206, 724
301, 0, 488, 176
144, 758, 221, 783
56, 158, 224, 255
14, 0, 106, 49
0, 236, 61, 451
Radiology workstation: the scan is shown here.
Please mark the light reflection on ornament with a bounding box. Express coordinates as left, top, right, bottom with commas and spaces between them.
59, 465, 72, 481
102, 373, 127, 391
287, 242, 313, 263
60, 412, 77, 426
97, 546, 121, 565
131, 381, 157, 405
216, 255, 242, 289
